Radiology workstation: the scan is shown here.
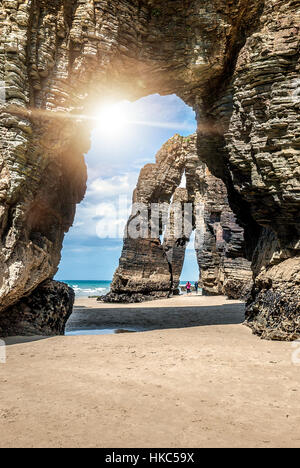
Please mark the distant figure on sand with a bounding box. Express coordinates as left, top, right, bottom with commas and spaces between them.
195, 281, 199, 294
186, 281, 191, 294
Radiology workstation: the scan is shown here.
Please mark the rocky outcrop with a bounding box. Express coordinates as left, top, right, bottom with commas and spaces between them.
102, 134, 252, 303
245, 229, 300, 341
102, 134, 189, 302
185, 142, 253, 298
0, 0, 299, 337
195, 0, 300, 337
162, 187, 191, 294
0, 280, 74, 337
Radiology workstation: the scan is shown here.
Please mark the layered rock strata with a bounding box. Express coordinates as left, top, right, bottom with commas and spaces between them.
245, 230, 300, 341
195, 1, 300, 338
189, 151, 254, 299
102, 134, 189, 303
0, 0, 299, 337
102, 134, 252, 303
162, 187, 191, 295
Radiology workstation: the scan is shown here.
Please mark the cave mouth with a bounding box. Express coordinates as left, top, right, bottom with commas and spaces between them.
55, 93, 197, 300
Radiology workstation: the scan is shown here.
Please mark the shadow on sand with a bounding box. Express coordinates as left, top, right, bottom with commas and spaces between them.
66, 303, 245, 334
3, 303, 246, 342
3, 336, 56, 346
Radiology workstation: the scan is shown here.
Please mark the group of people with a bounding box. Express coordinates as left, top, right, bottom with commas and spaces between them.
185, 281, 199, 294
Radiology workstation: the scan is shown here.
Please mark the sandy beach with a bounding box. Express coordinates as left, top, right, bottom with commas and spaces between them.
1, 294, 299, 448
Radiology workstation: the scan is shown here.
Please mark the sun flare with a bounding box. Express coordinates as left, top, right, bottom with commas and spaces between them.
93, 101, 132, 135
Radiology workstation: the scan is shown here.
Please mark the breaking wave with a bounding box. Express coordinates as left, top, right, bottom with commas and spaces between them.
62, 281, 111, 298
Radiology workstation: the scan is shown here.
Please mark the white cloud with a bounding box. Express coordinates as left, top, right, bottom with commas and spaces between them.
87, 172, 139, 200
67, 172, 138, 239
69, 201, 128, 239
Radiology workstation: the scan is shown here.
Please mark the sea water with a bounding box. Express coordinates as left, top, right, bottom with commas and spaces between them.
63, 280, 112, 298
63, 280, 199, 298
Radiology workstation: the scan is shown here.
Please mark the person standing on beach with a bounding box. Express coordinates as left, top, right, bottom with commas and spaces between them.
195, 281, 199, 294
186, 281, 191, 294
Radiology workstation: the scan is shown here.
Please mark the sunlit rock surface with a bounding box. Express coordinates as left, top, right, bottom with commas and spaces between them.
102, 134, 189, 303
102, 134, 252, 302
0, 0, 299, 337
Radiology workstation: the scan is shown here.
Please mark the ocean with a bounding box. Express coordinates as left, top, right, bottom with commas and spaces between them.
62, 280, 195, 298
63, 280, 112, 298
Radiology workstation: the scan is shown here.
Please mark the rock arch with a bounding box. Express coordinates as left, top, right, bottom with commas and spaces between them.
103, 133, 253, 303
0, 0, 299, 339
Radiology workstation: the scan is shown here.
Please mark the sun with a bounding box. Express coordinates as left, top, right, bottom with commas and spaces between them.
93, 101, 133, 136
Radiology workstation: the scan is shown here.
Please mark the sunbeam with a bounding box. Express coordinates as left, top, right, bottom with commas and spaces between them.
6, 100, 220, 135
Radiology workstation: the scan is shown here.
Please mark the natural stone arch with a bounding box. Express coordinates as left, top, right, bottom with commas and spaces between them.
0, 0, 299, 339
103, 133, 252, 304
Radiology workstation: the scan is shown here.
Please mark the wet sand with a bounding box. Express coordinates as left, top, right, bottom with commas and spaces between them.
0, 295, 299, 448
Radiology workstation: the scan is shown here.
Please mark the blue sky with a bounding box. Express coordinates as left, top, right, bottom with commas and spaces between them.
55, 94, 199, 281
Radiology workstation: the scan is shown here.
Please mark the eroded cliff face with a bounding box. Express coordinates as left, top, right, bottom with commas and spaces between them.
190, 154, 253, 299
0, 0, 299, 337
196, 0, 300, 339
103, 134, 189, 303
103, 134, 252, 303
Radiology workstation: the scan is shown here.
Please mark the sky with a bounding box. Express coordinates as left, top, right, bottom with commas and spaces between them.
55, 94, 199, 281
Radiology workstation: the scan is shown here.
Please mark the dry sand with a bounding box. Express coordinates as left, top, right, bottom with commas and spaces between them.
0, 294, 300, 448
